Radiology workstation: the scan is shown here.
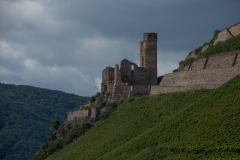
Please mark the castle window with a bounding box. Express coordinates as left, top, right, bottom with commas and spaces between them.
131, 65, 134, 70
150, 45, 151, 47
149, 35, 152, 38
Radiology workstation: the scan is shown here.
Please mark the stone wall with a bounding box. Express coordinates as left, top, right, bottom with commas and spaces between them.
190, 58, 207, 70
129, 84, 151, 96
186, 52, 197, 59
102, 67, 114, 84
201, 44, 210, 53
229, 23, 240, 36
67, 109, 91, 121
213, 29, 233, 46
205, 54, 235, 69
213, 23, 240, 46
67, 107, 111, 121
151, 53, 240, 95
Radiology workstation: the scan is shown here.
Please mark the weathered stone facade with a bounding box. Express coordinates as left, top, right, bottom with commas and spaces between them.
186, 51, 197, 59
101, 33, 158, 101
67, 107, 111, 121
151, 53, 240, 95
213, 23, 240, 46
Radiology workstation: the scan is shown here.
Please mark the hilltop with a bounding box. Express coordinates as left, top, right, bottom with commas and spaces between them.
46, 75, 240, 159
27, 21, 240, 159
0, 83, 90, 160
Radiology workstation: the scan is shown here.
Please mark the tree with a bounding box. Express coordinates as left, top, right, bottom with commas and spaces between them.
51, 119, 60, 130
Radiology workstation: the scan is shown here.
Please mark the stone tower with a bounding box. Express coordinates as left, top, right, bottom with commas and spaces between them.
140, 32, 158, 85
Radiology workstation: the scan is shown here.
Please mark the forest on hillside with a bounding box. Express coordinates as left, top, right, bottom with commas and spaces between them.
0, 83, 90, 160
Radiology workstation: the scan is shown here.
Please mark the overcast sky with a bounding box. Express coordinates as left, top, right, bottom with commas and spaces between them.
0, 0, 239, 96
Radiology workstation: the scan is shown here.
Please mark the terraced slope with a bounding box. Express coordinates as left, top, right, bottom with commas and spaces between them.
48, 75, 240, 160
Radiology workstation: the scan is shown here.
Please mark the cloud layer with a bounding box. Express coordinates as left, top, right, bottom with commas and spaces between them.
0, 0, 240, 96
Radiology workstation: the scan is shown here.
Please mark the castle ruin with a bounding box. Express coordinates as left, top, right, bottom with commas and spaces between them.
101, 32, 158, 101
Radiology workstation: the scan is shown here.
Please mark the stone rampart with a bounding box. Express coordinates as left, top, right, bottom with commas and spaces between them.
129, 84, 151, 96
67, 107, 111, 121
67, 109, 91, 121
151, 53, 240, 95
201, 44, 210, 53
205, 54, 235, 69
190, 58, 207, 70
213, 23, 240, 46
213, 29, 233, 46
229, 23, 240, 37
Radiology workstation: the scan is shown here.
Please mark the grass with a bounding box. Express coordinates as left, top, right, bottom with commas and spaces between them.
46, 75, 240, 160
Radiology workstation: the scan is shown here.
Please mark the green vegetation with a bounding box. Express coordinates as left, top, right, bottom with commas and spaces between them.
98, 101, 107, 108
47, 75, 240, 159
99, 111, 112, 120
202, 35, 240, 57
0, 83, 90, 160
29, 122, 93, 160
90, 92, 101, 102
51, 119, 60, 130
194, 46, 203, 55
179, 58, 195, 71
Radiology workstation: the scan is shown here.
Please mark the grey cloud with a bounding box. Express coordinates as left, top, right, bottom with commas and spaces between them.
0, 0, 240, 96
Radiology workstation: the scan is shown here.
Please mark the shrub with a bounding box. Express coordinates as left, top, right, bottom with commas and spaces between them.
52, 119, 60, 130
118, 99, 125, 106
96, 92, 100, 97
65, 123, 93, 144
179, 60, 184, 67
110, 102, 117, 108
67, 124, 72, 131
203, 42, 209, 46
126, 97, 135, 104
40, 142, 48, 150
98, 101, 106, 108
82, 122, 93, 130
184, 58, 195, 66
46, 140, 62, 155
99, 111, 111, 120
194, 46, 203, 55
60, 128, 67, 138
172, 69, 178, 73
90, 96, 96, 102
47, 133, 57, 142
179, 63, 184, 71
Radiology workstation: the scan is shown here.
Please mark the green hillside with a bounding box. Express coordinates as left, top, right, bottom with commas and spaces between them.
48, 75, 240, 160
0, 83, 90, 160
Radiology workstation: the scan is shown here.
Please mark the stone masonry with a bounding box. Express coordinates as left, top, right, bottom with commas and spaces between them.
213, 23, 240, 46
101, 33, 158, 101
150, 53, 240, 95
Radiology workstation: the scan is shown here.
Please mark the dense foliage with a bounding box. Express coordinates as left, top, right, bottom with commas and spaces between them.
29, 122, 93, 160
90, 92, 100, 102
0, 83, 90, 160
48, 75, 240, 159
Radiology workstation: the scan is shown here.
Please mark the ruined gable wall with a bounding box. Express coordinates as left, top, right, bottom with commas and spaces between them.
102, 68, 114, 83
120, 59, 153, 85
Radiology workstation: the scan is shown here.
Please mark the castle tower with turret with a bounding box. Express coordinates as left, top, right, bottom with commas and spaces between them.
140, 32, 158, 85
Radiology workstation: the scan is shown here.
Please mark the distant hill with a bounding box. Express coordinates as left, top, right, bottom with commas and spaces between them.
48, 75, 240, 159
0, 83, 90, 160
